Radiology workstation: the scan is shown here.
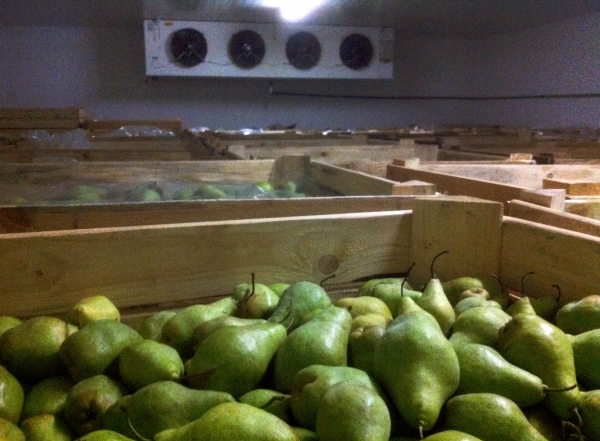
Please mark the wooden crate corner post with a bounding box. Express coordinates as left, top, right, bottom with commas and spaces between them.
409, 196, 504, 288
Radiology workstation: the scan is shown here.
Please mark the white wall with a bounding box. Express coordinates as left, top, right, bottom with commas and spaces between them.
1, 12, 599, 129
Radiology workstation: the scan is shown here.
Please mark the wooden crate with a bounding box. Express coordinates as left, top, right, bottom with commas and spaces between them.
1, 197, 598, 324
0, 107, 86, 129
0, 156, 434, 233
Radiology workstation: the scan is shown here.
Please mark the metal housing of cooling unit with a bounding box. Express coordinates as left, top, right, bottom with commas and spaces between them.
144, 20, 394, 79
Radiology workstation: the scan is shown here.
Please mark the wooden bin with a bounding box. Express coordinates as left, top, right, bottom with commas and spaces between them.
0, 156, 435, 233
1, 197, 598, 325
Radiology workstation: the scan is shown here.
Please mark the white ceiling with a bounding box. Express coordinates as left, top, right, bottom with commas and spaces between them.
2, 0, 600, 38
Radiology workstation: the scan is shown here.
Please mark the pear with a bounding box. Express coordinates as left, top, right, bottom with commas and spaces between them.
359, 278, 421, 316
63, 374, 127, 437
422, 431, 483, 441
0, 316, 76, 381
555, 294, 600, 334
153, 401, 298, 441
0, 316, 21, 339
192, 316, 265, 350
506, 296, 537, 317
19, 413, 73, 441
59, 320, 142, 382
273, 306, 352, 393
496, 313, 580, 421
416, 251, 455, 336
315, 381, 391, 441
64, 295, 120, 327
580, 390, 600, 441
118, 339, 184, 391
238, 389, 293, 424
73, 430, 135, 440
102, 381, 235, 440
269, 282, 290, 297
22, 376, 74, 419
458, 287, 489, 301
232, 278, 280, 319
441, 393, 548, 441
161, 297, 237, 357
454, 343, 547, 407
0, 416, 25, 441
0, 365, 24, 425
442, 275, 505, 308
350, 313, 391, 332
136, 311, 176, 342
267, 281, 332, 332
528, 285, 561, 321
348, 323, 386, 376
184, 321, 287, 397
373, 296, 459, 434
194, 184, 227, 199
523, 405, 564, 441
289, 364, 382, 430
292, 426, 319, 441
568, 329, 600, 389
449, 306, 511, 348
453, 297, 501, 317
127, 183, 162, 202
335, 296, 393, 319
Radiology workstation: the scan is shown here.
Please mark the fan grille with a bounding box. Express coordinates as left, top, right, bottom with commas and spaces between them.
286, 32, 321, 71
340, 33, 374, 71
228, 29, 266, 69
170, 28, 207, 67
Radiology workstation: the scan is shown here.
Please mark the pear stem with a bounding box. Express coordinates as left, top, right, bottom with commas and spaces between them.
260, 395, 287, 409
320, 274, 336, 286
400, 262, 416, 298
520, 271, 535, 296
552, 284, 562, 302
562, 420, 584, 440
430, 250, 449, 279
542, 383, 578, 393
123, 406, 152, 441
489, 274, 505, 296
418, 422, 424, 439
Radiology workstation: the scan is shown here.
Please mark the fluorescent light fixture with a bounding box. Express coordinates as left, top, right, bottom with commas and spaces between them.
259, 0, 325, 21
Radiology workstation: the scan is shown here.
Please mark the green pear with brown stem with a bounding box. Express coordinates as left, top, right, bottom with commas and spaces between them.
555, 294, 600, 335
529, 285, 561, 321
238, 389, 293, 424
373, 293, 459, 435
232, 274, 280, 319
416, 251, 455, 336
267, 281, 332, 332
496, 313, 581, 421
192, 316, 265, 350
506, 296, 537, 317
449, 306, 511, 348
568, 328, 600, 390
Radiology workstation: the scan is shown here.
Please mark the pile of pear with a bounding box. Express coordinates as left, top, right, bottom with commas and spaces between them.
2, 267, 600, 441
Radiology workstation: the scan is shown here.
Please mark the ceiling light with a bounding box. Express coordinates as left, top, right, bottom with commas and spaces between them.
259, 0, 325, 22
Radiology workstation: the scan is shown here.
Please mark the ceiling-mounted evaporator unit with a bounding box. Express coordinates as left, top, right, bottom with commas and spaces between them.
144, 20, 394, 79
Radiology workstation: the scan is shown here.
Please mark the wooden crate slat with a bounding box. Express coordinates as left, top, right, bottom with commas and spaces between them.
311, 162, 405, 196
0, 149, 192, 162
0, 108, 84, 129
543, 178, 600, 196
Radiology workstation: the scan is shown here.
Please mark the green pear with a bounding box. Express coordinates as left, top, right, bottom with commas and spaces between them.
315, 381, 391, 441
0, 316, 21, 339
373, 296, 459, 434
0, 416, 25, 441
59, 320, 142, 382
422, 431, 483, 441
63, 375, 127, 437
496, 313, 580, 421
19, 414, 73, 441
335, 296, 393, 319
255, 180, 274, 192
417, 278, 455, 336
184, 321, 287, 397
267, 281, 332, 332
453, 297, 501, 317
192, 316, 266, 350
232, 280, 280, 319
454, 343, 546, 407
64, 296, 120, 327
238, 389, 293, 424
569, 329, 600, 390
458, 287, 490, 301
441, 393, 549, 441
153, 401, 298, 441
0, 365, 24, 425
555, 295, 600, 334
273, 306, 352, 393
161, 297, 237, 357
528, 285, 561, 321
289, 364, 382, 430
449, 306, 511, 348
442, 275, 505, 308
523, 406, 564, 441
118, 339, 184, 391
0, 316, 76, 382
580, 390, 600, 441
348, 323, 386, 376
292, 426, 319, 441
136, 311, 176, 342
71, 185, 106, 203
22, 376, 74, 419
127, 183, 162, 202
73, 430, 135, 440
194, 184, 227, 199
506, 296, 537, 317
269, 282, 290, 297
350, 313, 391, 332
359, 278, 421, 316
172, 185, 197, 201
102, 381, 235, 440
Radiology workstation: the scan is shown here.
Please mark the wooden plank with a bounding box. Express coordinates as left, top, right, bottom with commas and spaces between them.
386, 164, 524, 208
0, 210, 413, 317
500, 216, 600, 301
0, 108, 84, 129
543, 178, 600, 196
83, 119, 183, 133
88, 138, 184, 150
564, 199, 600, 220
508, 199, 600, 238
0, 149, 192, 163
519, 189, 566, 210
0, 196, 418, 234
410, 196, 504, 288
311, 162, 403, 196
